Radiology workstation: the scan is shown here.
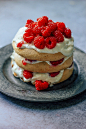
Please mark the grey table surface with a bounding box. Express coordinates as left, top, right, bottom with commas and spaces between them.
0, 0, 86, 129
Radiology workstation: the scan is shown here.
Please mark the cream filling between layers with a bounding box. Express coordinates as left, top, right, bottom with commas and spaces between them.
11, 60, 64, 86
11, 51, 71, 66
12, 27, 74, 56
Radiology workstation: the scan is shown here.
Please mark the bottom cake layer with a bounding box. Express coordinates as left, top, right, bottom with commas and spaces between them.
11, 59, 74, 87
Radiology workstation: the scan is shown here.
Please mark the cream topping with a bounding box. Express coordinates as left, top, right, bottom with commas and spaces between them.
12, 27, 74, 56
11, 60, 64, 86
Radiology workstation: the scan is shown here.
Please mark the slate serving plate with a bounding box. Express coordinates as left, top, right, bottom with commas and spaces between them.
0, 44, 86, 102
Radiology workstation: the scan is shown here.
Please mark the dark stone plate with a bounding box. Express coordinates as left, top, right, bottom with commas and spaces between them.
0, 44, 86, 102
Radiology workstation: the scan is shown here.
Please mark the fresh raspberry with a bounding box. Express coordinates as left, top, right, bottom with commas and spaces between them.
23, 32, 34, 43
26, 23, 32, 28
37, 17, 40, 21
34, 36, 45, 49
23, 70, 33, 79
48, 22, 57, 32
45, 37, 56, 49
37, 16, 48, 26
48, 19, 53, 22
22, 60, 27, 65
56, 22, 66, 33
50, 58, 64, 66
25, 28, 34, 38
25, 24, 29, 27
64, 27, 71, 38
42, 26, 51, 37
56, 22, 59, 24
27, 22, 37, 29
26, 19, 34, 24
25, 19, 34, 27
33, 25, 43, 35
35, 80, 49, 91
17, 41, 24, 48
25, 28, 33, 34
25, 59, 36, 62
31, 22, 37, 28
49, 71, 60, 77
24, 35, 34, 43
53, 30, 64, 42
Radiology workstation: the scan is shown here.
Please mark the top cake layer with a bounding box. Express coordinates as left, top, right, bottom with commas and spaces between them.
12, 16, 74, 57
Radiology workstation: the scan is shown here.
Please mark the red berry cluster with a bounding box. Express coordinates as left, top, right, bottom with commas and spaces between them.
20, 16, 72, 49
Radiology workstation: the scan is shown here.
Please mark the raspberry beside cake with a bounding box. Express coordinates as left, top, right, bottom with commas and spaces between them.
11, 16, 74, 91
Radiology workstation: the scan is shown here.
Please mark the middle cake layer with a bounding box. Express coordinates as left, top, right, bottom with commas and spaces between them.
12, 52, 73, 73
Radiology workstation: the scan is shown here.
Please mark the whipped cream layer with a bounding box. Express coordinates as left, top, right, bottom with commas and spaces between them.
11, 60, 64, 86
12, 27, 74, 56
11, 51, 71, 66
11, 60, 74, 86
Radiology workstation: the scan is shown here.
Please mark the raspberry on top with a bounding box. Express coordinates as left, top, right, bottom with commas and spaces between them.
17, 16, 72, 49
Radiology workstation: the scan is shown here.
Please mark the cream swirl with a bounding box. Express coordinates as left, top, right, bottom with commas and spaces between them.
12, 27, 74, 56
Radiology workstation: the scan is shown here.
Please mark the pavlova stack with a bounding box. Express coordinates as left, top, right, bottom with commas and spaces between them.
11, 16, 74, 91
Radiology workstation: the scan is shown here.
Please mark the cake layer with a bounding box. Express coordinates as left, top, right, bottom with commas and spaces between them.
13, 42, 67, 61
13, 52, 73, 73
11, 60, 74, 86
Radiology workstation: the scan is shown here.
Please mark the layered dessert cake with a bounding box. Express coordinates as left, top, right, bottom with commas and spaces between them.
11, 16, 74, 91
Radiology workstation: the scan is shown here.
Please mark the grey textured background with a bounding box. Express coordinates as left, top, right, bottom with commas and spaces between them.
0, 0, 86, 129
0, 0, 86, 52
